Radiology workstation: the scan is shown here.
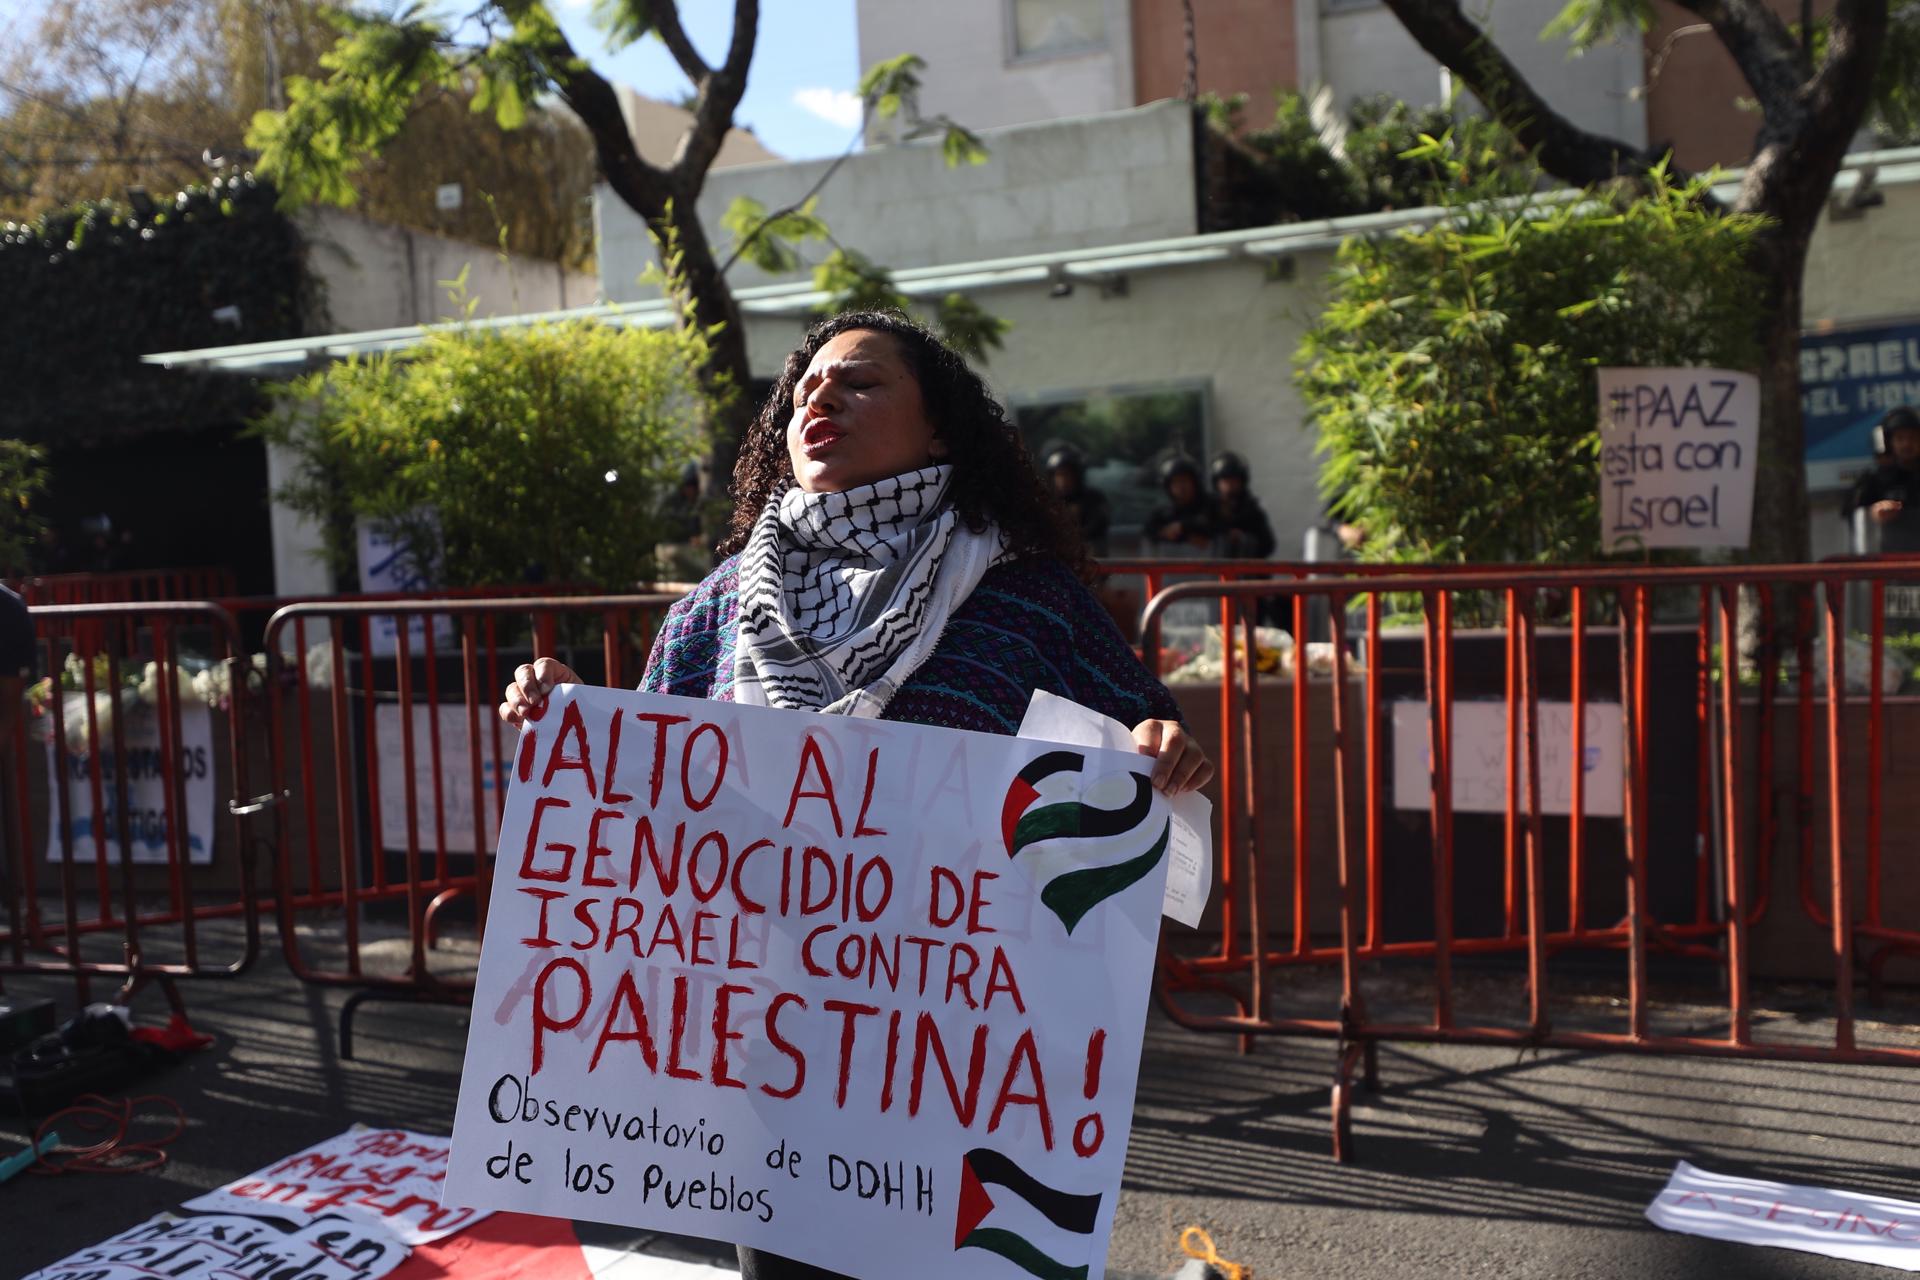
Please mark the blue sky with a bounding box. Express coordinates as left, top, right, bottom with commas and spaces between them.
0, 0, 864, 162
546, 1, 862, 161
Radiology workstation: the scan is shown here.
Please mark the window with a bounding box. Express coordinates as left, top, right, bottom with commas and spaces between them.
1016, 383, 1208, 552
1009, 0, 1108, 59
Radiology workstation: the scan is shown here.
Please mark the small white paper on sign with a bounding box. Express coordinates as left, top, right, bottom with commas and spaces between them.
1016, 690, 1213, 927
1646, 1160, 1920, 1269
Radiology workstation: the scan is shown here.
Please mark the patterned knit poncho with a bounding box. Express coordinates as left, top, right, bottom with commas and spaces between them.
639, 553, 1180, 736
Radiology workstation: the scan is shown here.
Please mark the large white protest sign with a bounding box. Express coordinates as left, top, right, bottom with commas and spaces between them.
44, 699, 215, 865
183, 1127, 488, 1244
1391, 700, 1624, 818
1646, 1160, 1920, 1269
375, 703, 512, 854
1598, 367, 1759, 552
445, 686, 1176, 1280
22, 1211, 410, 1280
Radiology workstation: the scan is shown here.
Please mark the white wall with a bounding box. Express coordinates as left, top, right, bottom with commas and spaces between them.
1317, 0, 1646, 148
856, 0, 1134, 134
597, 101, 1196, 300
299, 208, 599, 333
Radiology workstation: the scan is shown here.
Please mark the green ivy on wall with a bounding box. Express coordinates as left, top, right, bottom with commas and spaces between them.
0, 173, 317, 446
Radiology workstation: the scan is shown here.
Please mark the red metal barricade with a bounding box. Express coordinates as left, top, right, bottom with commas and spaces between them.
6, 568, 239, 607
1139, 561, 1920, 1160
1, 601, 264, 1019
259, 593, 678, 1057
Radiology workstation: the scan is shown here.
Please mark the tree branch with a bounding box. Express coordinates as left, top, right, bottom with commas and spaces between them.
671, 0, 756, 189
1665, 0, 1806, 124
1643, 23, 1712, 95
1810, 0, 1891, 124
1377, 0, 1679, 189
1740, 0, 1892, 221
537, 19, 671, 223
640, 0, 710, 85
720, 117, 859, 274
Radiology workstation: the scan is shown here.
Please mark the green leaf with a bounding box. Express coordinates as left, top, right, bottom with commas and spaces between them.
590, 0, 658, 51
941, 123, 989, 168
1542, 0, 1656, 49
722, 194, 830, 274
934, 292, 1010, 363
860, 52, 925, 120
813, 247, 909, 314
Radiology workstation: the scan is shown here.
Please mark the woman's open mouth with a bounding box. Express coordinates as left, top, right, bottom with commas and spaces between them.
801, 418, 845, 456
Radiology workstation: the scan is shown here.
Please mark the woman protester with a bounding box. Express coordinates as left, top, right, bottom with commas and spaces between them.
499, 310, 1210, 1280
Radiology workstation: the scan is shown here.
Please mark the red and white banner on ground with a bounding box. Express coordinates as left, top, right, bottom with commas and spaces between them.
183, 1127, 489, 1244
1647, 1160, 1920, 1269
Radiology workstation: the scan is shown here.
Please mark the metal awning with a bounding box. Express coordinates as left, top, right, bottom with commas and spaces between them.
143, 145, 1920, 377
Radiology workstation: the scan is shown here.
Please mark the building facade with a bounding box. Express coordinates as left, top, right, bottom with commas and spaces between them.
859, 0, 1823, 172
860, 0, 1647, 156
590, 100, 1920, 565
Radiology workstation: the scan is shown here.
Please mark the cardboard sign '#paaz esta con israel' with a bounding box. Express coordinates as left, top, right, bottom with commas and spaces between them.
1598, 366, 1760, 552
444, 686, 1176, 1280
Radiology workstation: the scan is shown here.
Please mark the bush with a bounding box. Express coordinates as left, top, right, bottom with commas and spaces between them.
1345, 96, 1532, 210
260, 316, 714, 589
1299, 142, 1765, 564
1199, 92, 1536, 229
0, 440, 49, 575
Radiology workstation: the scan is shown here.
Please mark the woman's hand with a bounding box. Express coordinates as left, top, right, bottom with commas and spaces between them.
499, 657, 581, 729
1132, 719, 1213, 794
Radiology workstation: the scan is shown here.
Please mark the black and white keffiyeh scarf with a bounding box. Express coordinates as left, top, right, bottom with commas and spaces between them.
734, 465, 1009, 717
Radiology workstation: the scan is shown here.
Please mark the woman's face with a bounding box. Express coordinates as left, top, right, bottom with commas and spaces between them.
785, 330, 945, 494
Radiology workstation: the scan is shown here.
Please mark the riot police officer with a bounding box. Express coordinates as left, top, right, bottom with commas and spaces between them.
1210, 451, 1276, 560
1044, 442, 1111, 557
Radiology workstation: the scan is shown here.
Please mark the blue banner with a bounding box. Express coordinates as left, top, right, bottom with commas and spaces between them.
1802, 319, 1920, 488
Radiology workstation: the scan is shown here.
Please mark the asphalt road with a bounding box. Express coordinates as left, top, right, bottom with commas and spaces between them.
5, 943, 1919, 1280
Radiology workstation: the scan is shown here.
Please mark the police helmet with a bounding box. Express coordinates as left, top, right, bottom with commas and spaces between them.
1210, 451, 1250, 482
1043, 442, 1086, 474
1158, 455, 1202, 488
1877, 407, 1920, 455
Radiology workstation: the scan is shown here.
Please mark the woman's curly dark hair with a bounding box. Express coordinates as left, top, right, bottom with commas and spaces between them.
721, 310, 1087, 575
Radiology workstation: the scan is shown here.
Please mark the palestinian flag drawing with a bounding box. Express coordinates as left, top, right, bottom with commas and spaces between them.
1000, 750, 1169, 934
955, 1147, 1103, 1280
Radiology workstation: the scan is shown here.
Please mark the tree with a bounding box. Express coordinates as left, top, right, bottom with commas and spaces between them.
0, 0, 597, 267
1373, 0, 1899, 566
1303, 142, 1764, 564
245, 4, 996, 481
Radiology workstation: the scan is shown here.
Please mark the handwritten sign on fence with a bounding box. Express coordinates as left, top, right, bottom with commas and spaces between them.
445, 686, 1174, 1280
44, 700, 215, 866
1598, 367, 1759, 552
375, 703, 511, 855
1390, 700, 1624, 818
